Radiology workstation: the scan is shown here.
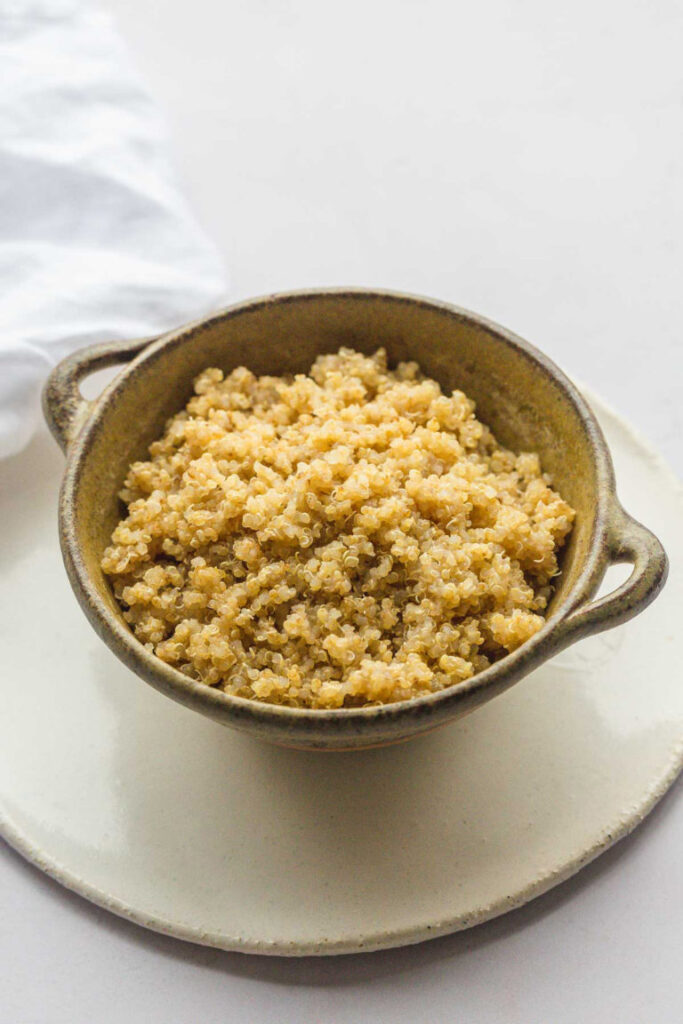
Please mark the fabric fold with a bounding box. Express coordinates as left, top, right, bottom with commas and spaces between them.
0, 0, 228, 457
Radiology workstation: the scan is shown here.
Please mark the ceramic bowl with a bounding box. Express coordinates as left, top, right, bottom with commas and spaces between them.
43, 289, 668, 750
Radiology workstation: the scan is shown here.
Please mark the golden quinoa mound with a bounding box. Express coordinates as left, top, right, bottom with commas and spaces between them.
101, 348, 575, 708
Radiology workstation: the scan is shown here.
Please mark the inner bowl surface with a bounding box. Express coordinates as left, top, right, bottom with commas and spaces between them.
61, 291, 612, 749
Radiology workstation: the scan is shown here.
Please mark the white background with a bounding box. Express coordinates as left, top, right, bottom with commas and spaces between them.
2, 1, 682, 1021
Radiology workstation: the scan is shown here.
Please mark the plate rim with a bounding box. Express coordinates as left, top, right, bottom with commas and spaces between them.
2, 743, 682, 956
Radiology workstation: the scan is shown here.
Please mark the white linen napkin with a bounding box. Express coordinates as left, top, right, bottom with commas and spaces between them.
0, 1, 228, 458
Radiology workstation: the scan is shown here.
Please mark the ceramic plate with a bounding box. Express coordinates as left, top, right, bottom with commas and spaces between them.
1, 393, 681, 956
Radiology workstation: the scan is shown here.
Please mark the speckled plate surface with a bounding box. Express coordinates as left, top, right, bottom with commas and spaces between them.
1, 393, 681, 956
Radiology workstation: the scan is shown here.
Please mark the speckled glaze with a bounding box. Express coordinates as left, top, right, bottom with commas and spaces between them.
42, 289, 668, 750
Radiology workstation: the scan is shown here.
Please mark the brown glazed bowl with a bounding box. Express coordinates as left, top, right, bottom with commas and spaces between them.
43, 289, 668, 750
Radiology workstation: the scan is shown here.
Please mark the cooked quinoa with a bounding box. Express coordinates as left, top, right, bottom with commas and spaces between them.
101, 347, 575, 708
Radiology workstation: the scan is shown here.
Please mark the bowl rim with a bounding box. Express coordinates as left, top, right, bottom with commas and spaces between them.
57, 288, 616, 733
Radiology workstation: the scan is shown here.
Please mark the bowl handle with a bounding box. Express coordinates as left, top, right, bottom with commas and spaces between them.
553, 505, 668, 648
42, 337, 157, 452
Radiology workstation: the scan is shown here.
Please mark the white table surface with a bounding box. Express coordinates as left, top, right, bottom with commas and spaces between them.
2, 2, 682, 1021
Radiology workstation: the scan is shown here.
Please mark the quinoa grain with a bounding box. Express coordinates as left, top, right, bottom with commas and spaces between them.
102, 348, 575, 707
